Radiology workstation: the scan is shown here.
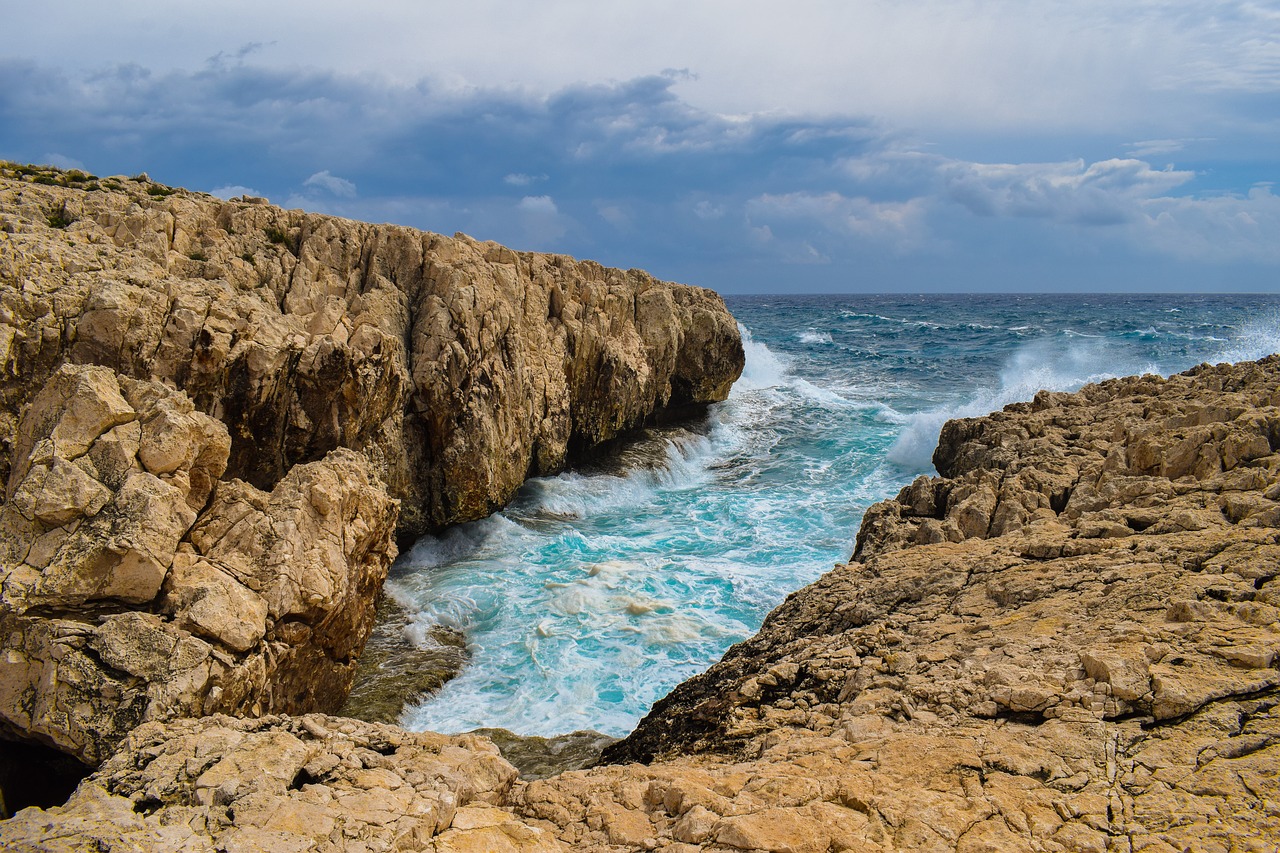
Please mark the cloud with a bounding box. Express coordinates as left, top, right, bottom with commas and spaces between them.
1138, 185, 1280, 263
1124, 138, 1210, 158
942, 158, 1195, 225
517, 195, 558, 215
304, 170, 357, 198
209, 184, 262, 200
515, 195, 568, 247
6, 1, 1280, 134
596, 203, 631, 229
504, 173, 547, 186
746, 192, 930, 257
0, 51, 1275, 292
41, 152, 85, 171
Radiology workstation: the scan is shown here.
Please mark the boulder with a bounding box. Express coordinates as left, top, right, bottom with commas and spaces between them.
0, 365, 397, 763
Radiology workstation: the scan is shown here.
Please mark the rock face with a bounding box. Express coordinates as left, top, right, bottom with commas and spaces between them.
0, 164, 742, 766
0, 363, 398, 763
12, 357, 1280, 850
0, 165, 744, 540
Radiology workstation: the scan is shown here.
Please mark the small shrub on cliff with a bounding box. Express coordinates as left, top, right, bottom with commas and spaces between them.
188, 250, 208, 262
46, 206, 75, 229
264, 225, 290, 245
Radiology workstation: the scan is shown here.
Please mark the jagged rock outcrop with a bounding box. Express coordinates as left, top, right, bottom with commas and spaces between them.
13, 357, 1279, 851
0, 164, 742, 766
0, 164, 744, 540
0, 363, 398, 763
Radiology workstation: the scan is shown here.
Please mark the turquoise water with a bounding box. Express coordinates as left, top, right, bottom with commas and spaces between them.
395, 293, 1280, 737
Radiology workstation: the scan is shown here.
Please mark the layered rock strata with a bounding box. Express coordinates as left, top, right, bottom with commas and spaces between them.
0, 164, 743, 766
10, 358, 1280, 850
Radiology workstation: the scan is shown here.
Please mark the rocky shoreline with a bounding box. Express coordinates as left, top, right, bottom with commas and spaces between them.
10, 354, 1274, 852
0, 164, 742, 778
1, 164, 1278, 852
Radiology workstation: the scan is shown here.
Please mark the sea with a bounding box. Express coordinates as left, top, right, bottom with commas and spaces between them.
392, 292, 1280, 738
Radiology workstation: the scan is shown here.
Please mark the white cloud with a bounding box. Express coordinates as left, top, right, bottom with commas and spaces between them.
42, 153, 85, 170
303, 169, 357, 198
1137, 185, 1280, 263
515, 195, 567, 247
5, 1, 1277, 135
746, 192, 929, 255
504, 172, 547, 186
943, 158, 1195, 225
1124, 138, 1210, 158
596, 203, 631, 229
692, 200, 724, 220
209, 184, 262, 200
517, 195, 558, 215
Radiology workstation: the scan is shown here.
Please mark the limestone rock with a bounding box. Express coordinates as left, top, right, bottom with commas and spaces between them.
0, 366, 397, 763
592, 357, 1280, 850
8, 357, 1280, 851
0, 165, 741, 766
0, 714, 533, 853
0, 168, 744, 540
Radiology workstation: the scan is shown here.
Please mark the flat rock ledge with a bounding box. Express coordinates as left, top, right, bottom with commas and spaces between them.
0, 713, 550, 853
8, 357, 1280, 850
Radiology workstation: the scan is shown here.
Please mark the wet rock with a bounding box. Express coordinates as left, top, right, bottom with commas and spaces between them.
341, 593, 468, 724
471, 728, 619, 781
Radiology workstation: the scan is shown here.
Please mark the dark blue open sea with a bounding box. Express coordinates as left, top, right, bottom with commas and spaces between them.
392, 293, 1280, 737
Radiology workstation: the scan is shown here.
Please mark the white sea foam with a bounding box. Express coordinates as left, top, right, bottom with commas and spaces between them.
392, 297, 1276, 740
887, 335, 1161, 470
798, 329, 833, 344
1214, 309, 1280, 363
734, 324, 791, 392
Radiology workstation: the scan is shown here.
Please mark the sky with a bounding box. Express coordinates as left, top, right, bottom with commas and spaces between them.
1, 1, 1277, 293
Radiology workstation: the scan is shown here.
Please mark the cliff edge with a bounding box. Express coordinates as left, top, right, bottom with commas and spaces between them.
0, 164, 743, 766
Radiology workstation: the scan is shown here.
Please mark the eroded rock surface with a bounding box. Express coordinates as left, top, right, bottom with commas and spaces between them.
0, 714, 562, 853
0, 164, 741, 766
14, 357, 1280, 851
6, 168, 1277, 851
585, 356, 1280, 850
0, 165, 744, 539
0, 364, 398, 763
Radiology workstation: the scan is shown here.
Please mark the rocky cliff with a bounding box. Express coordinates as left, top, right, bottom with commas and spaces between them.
0, 164, 743, 540
0, 163, 743, 766
7, 353, 1279, 850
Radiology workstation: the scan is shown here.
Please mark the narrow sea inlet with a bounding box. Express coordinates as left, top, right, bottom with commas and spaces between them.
390, 293, 1280, 738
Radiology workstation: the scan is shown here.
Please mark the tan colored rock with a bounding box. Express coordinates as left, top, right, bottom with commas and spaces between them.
0, 168, 743, 539
0, 367, 396, 762
593, 357, 1280, 851
0, 714, 523, 853
9, 168, 1280, 853
1, 166, 741, 767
